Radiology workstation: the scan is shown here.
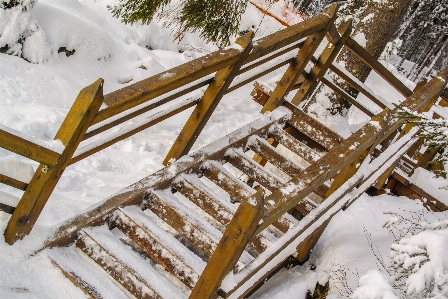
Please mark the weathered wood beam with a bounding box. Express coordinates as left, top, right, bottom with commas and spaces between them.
189, 189, 264, 299
5, 79, 104, 244
163, 32, 254, 165
291, 19, 352, 105
261, 4, 338, 113
0, 130, 60, 167
0, 173, 28, 191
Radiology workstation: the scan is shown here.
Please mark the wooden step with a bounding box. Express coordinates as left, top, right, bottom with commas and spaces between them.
173, 174, 274, 254
144, 188, 254, 268
225, 147, 285, 190
269, 124, 322, 163
201, 160, 297, 235
48, 247, 130, 299
246, 135, 304, 177
112, 206, 206, 289
77, 226, 187, 299
173, 174, 234, 227
144, 188, 221, 258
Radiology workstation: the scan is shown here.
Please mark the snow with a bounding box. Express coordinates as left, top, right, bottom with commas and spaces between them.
1, 0, 448, 298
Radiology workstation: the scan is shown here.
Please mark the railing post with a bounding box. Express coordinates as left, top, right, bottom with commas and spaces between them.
260, 3, 338, 114
4, 79, 104, 244
163, 31, 254, 165
189, 189, 264, 299
291, 19, 352, 105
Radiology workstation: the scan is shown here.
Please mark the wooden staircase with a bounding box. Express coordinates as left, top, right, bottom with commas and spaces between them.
45, 102, 341, 298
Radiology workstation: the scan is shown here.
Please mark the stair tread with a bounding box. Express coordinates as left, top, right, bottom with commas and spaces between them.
118, 205, 206, 275
48, 247, 130, 299
148, 188, 254, 266
151, 188, 223, 243
82, 225, 187, 299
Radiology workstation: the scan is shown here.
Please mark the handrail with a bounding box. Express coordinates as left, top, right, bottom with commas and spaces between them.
2, 3, 444, 247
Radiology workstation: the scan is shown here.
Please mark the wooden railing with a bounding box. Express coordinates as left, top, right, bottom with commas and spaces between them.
0, 2, 445, 250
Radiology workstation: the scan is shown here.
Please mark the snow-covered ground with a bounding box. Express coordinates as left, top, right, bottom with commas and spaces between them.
1, 0, 448, 298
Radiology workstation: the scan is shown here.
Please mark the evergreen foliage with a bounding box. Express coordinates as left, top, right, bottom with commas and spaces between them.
109, 0, 252, 47
399, 107, 448, 175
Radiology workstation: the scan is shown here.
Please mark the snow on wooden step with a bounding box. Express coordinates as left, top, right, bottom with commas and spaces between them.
269, 124, 322, 163
173, 175, 276, 254
79, 226, 187, 299
202, 160, 296, 235
287, 114, 339, 150
113, 206, 206, 289
48, 247, 130, 299
225, 148, 285, 191
247, 135, 304, 177
146, 188, 254, 266
173, 174, 235, 227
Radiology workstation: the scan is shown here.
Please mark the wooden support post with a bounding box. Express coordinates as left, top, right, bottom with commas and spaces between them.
4, 79, 104, 244
325, 149, 369, 197
163, 32, 254, 165
295, 219, 329, 263
260, 3, 338, 113
189, 189, 264, 299
291, 20, 352, 105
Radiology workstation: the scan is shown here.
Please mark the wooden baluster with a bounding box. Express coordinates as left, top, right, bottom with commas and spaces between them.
189, 189, 264, 299
163, 32, 254, 165
261, 3, 338, 113
291, 19, 352, 105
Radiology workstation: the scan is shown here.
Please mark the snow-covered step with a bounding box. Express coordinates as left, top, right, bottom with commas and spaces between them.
247, 135, 305, 177
48, 247, 130, 299
144, 188, 254, 268
78, 226, 187, 299
225, 147, 285, 191
201, 160, 297, 235
112, 206, 206, 289
173, 174, 235, 227
269, 124, 322, 163
173, 174, 274, 255
287, 111, 341, 151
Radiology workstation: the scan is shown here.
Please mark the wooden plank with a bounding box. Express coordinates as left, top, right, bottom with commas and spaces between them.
77, 231, 163, 299
269, 125, 322, 163
174, 174, 234, 226
0, 202, 15, 214
5, 79, 104, 244
0, 173, 28, 191
283, 101, 344, 144
287, 114, 340, 150
113, 208, 201, 289
291, 19, 352, 105
0, 129, 60, 167
245, 14, 330, 64
295, 219, 329, 263
145, 189, 218, 257
321, 75, 376, 117
201, 161, 293, 234
71, 98, 197, 165
189, 189, 264, 299
261, 4, 338, 113
247, 135, 304, 177
345, 36, 413, 98
84, 79, 210, 140
326, 150, 369, 197
329, 62, 393, 110
225, 148, 284, 191
163, 32, 254, 165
